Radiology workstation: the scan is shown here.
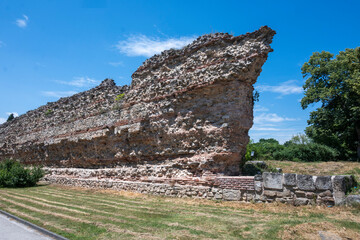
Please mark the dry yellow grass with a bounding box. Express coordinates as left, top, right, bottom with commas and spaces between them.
267, 160, 360, 180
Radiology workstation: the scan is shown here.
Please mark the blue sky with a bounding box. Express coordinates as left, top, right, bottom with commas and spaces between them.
0, 0, 359, 143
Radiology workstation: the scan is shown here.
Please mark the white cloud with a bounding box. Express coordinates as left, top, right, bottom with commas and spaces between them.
249, 131, 301, 144
254, 105, 269, 112
0, 41, 5, 48
16, 15, 29, 28
251, 127, 295, 131
6, 112, 19, 117
108, 61, 124, 67
254, 113, 296, 124
0, 118, 6, 124
250, 112, 301, 143
56, 77, 99, 87
256, 80, 303, 96
116, 34, 196, 57
42, 91, 78, 98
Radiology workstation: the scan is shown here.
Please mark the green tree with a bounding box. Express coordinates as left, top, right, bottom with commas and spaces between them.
276, 135, 339, 162
301, 47, 360, 160
6, 113, 14, 122
0, 159, 44, 187
245, 138, 283, 160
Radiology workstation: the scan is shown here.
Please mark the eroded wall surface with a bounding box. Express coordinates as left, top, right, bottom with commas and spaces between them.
0, 26, 275, 180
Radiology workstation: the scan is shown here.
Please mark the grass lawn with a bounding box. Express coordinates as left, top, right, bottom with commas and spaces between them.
0, 184, 359, 239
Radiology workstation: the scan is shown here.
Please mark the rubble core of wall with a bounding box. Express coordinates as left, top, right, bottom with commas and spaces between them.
0, 26, 275, 180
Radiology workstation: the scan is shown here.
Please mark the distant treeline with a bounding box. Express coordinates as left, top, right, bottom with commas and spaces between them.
245, 134, 341, 162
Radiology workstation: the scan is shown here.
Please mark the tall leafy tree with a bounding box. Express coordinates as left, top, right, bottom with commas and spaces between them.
301, 47, 360, 160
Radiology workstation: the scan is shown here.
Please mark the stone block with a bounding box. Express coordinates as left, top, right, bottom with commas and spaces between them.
282, 189, 292, 197
305, 192, 315, 199
315, 176, 332, 191
295, 190, 306, 198
283, 173, 296, 186
286, 199, 295, 205
297, 175, 315, 191
332, 175, 354, 205
263, 172, 283, 190
318, 190, 332, 197
294, 198, 309, 206
214, 191, 223, 200
254, 181, 262, 192
345, 195, 360, 206
223, 189, 241, 201
247, 194, 254, 201
254, 174, 263, 181
332, 175, 354, 192
275, 198, 286, 203
263, 190, 277, 197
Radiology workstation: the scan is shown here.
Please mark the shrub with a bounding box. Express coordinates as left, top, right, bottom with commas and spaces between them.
115, 93, 125, 101
273, 142, 339, 162
44, 109, 53, 116
6, 113, 14, 122
0, 159, 44, 187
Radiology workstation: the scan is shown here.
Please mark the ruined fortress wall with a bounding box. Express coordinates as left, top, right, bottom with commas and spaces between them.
0, 26, 275, 180
43, 172, 355, 206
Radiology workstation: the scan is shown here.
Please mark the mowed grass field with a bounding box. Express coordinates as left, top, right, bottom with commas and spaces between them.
266, 160, 360, 180
0, 184, 360, 240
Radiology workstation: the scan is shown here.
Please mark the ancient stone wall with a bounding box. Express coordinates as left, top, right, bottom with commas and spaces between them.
0, 26, 275, 181
254, 172, 355, 205
43, 171, 355, 205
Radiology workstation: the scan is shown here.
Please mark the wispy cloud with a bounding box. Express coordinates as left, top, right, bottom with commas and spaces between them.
6, 112, 19, 117
15, 15, 29, 28
56, 77, 99, 88
251, 127, 295, 131
250, 112, 301, 143
254, 105, 269, 112
0, 118, 6, 124
108, 61, 124, 67
0, 41, 5, 48
42, 91, 78, 98
256, 80, 303, 96
250, 131, 301, 144
116, 34, 196, 57
254, 113, 296, 124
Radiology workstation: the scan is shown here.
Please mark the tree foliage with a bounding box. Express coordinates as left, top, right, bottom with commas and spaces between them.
245, 138, 284, 161
6, 113, 14, 122
246, 135, 339, 162
0, 159, 44, 188
274, 135, 339, 162
301, 47, 360, 160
